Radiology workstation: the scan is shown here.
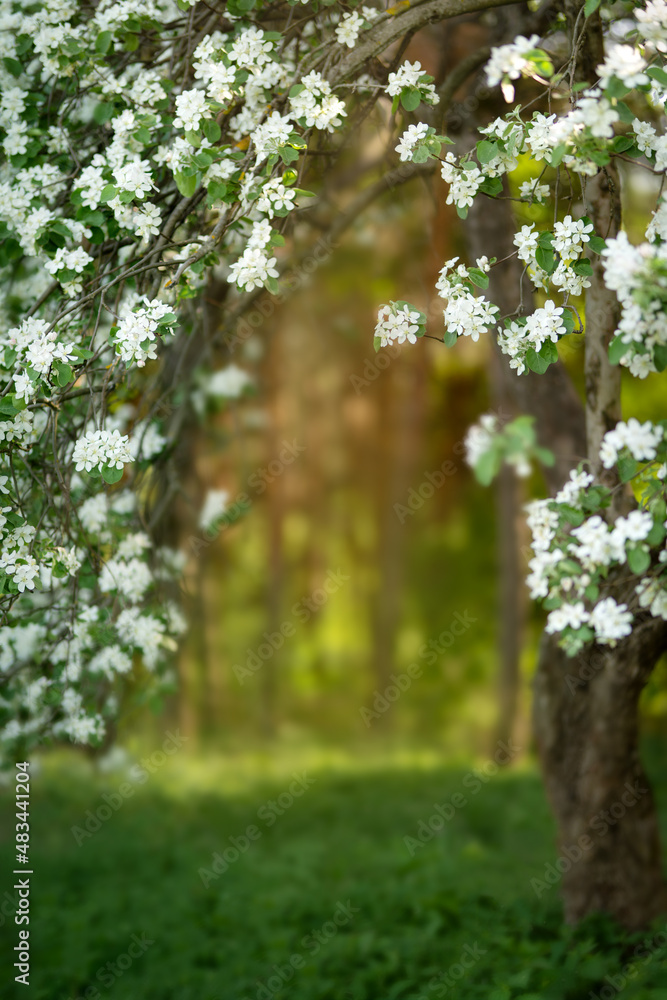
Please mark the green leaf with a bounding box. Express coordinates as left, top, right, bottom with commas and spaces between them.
478, 176, 503, 197
616, 101, 636, 125
475, 448, 500, 486
582, 485, 611, 512
612, 134, 634, 153
202, 119, 221, 144
538, 340, 559, 364
468, 268, 489, 289
605, 77, 630, 100
99, 184, 117, 204
647, 521, 666, 547
95, 31, 113, 54
573, 258, 593, 276
535, 246, 556, 274
51, 220, 73, 239
456, 205, 468, 220
0, 400, 19, 420
584, 0, 601, 15
101, 465, 124, 484
444, 330, 458, 348
589, 148, 610, 166
55, 362, 73, 387
93, 103, 116, 125
76, 209, 105, 226
476, 140, 499, 164
647, 65, 667, 87
227, 0, 256, 12
525, 348, 551, 374
175, 171, 198, 198
560, 504, 585, 527
206, 180, 228, 203
627, 545, 651, 575
618, 454, 638, 482
400, 88, 421, 112
537, 231, 554, 249
547, 144, 566, 167
3, 57, 23, 78
411, 145, 431, 164
588, 235, 607, 254
536, 447, 555, 467
135, 126, 151, 145
608, 336, 630, 365
649, 497, 667, 524
279, 145, 300, 165
16, 35, 32, 57
571, 624, 595, 641
654, 344, 667, 372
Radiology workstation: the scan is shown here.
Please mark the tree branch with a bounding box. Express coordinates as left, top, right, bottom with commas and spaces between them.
328, 0, 525, 84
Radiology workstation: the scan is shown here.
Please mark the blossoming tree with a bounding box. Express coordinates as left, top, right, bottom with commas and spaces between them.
375, 0, 667, 929
1, 0, 666, 928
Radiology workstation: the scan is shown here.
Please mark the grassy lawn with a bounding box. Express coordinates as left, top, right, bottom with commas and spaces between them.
2, 741, 667, 1000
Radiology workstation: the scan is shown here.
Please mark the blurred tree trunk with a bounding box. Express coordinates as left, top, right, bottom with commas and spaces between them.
261, 330, 285, 738
371, 351, 426, 705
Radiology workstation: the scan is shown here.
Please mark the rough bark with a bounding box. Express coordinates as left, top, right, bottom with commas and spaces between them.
584, 167, 622, 489
533, 619, 667, 929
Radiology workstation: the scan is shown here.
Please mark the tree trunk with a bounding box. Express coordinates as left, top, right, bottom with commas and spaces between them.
532, 3, 667, 922
533, 619, 667, 929
459, 0, 667, 926
531, 164, 667, 927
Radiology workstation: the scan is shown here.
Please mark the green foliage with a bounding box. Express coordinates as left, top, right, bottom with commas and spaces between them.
470, 415, 555, 486
2, 747, 667, 999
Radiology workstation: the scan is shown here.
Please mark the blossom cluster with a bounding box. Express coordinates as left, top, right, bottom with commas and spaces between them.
602, 234, 667, 379
385, 61, 439, 109
435, 258, 499, 344
497, 301, 571, 376
485, 34, 553, 101
374, 302, 426, 348
0, 0, 412, 762
525, 420, 667, 654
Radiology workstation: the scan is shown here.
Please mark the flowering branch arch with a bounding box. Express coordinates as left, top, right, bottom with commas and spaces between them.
0, 0, 666, 811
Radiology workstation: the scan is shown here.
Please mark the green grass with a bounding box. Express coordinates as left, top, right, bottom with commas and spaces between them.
2, 742, 667, 1000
